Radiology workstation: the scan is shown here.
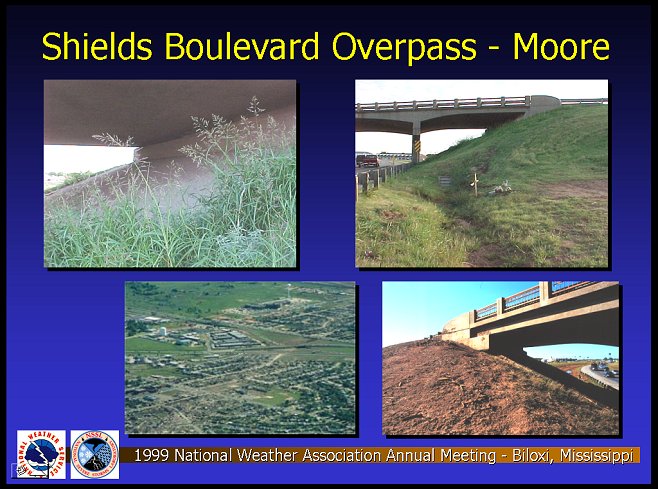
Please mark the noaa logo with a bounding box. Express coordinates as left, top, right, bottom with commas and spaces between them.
70, 430, 119, 479
15, 430, 66, 479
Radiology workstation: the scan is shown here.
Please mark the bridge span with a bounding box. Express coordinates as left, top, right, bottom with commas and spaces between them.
355, 95, 608, 163
440, 281, 619, 408
441, 281, 619, 354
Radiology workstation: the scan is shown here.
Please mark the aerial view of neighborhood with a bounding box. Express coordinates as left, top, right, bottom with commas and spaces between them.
125, 282, 356, 435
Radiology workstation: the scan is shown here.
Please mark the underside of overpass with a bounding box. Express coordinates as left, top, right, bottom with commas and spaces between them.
44, 80, 296, 209
442, 282, 619, 352
355, 95, 561, 163
440, 282, 620, 408
355, 109, 530, 135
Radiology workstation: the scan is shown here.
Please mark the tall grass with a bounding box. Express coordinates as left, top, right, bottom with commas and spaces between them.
44, 97, 296, 268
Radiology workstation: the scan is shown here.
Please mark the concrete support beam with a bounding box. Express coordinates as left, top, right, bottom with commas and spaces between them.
496, 298, 504, 317
539, 281, 551, 305
412, 121, 421, 164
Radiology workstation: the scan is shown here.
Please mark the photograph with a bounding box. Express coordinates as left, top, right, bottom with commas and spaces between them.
125, 282, 356, 436
356, 80, 609, 269
44, 80, 297, 268
382, 281, 620, 436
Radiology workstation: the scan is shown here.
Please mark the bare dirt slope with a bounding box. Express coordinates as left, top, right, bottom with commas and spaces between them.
383, 340, 619, 436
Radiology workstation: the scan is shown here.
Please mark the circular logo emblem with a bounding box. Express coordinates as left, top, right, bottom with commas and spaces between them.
16, 430, 66, 479
71, 431, 119, 479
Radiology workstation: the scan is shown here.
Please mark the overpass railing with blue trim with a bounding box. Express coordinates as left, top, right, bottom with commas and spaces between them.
474, 281, 598, 322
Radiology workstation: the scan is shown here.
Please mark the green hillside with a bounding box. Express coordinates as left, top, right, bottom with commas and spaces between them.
356, 105, 608, 268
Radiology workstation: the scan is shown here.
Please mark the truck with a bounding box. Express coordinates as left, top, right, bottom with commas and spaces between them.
356, 154, 380, 168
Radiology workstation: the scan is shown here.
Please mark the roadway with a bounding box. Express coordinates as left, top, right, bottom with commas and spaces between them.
580, 365, 619, 390
355, 160, 410, 174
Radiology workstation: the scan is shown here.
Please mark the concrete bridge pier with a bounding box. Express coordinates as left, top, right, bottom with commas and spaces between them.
412, 122, 421, 164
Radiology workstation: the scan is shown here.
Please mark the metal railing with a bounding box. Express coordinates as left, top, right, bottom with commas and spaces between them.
550, 281, 596, 297
503, 285, 540, 312
560, 98, 608, 105
475, 303, 497, 321
355, 163, 413, 197
355, 96, 608, 112
356, 96, 530, 112
473, 281, 599, 323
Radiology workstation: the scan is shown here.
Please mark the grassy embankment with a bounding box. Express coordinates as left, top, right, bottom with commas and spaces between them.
357, 105, 608, 267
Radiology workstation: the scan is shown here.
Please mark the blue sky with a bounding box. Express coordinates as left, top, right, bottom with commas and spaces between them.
382, 281, 619, 360
356, 79, 608, 155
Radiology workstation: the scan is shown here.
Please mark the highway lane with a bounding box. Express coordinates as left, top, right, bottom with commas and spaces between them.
580, 365, 619, 390
355, 161, 411, 174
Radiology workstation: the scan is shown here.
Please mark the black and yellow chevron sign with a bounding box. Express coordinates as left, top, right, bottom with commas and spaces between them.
414, 140, 421, 153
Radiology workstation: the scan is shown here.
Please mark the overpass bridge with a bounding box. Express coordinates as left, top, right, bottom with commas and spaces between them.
440, 281, 619, 408
355, 95, 608, 163
441, 281, 619, 354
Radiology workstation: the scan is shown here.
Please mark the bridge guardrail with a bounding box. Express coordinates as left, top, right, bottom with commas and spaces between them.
356, 96, 530, 112
474, 281, 599, 322
475, 303, 497, 321
560, 98, 608, 105
355, 96, 608, 112
503, 285, 541, 312
550, 281, 596, 296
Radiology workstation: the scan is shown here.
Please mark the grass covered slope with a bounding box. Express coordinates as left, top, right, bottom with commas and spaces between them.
383, 340, 618, 436
357, 105, 608, 268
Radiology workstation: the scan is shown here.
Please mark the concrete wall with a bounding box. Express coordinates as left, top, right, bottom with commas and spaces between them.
525, 95, 561, 117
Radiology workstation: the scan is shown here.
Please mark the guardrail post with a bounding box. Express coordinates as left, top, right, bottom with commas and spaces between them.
433, 99, 438, 109
356, 103, 361, 112
374, 102, 379, 111
496, 297, 504, 316
370, 169, 380, 189
476, 97, 482, 107
393, 101, 398, 110
413, 100, 417, 109
358, 172, 368, 195
454, 98, 459, 108
525, 95, 531, 106
501, 96, 506, 107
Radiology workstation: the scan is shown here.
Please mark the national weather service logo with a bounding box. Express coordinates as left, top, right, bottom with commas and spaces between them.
70, 430, 119, 479
15, 430, 66, 479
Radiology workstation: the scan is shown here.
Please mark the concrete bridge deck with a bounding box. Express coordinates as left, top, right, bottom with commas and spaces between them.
441, 281, 619, 353
440, 281, 619, 408
355, 95, 607, 163
43, 80, 296, 209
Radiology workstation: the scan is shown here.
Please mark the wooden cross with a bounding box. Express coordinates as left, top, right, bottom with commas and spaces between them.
470, 172, 479, 197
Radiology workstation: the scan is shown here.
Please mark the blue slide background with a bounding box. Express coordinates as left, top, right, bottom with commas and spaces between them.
6, 5, 651, 484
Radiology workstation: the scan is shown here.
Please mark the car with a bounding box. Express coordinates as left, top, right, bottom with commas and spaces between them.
605, 370, 617, 378
356, 154, 380, 168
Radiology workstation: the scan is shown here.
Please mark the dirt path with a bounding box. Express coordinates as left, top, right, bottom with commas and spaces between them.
383, 340, 619, 436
